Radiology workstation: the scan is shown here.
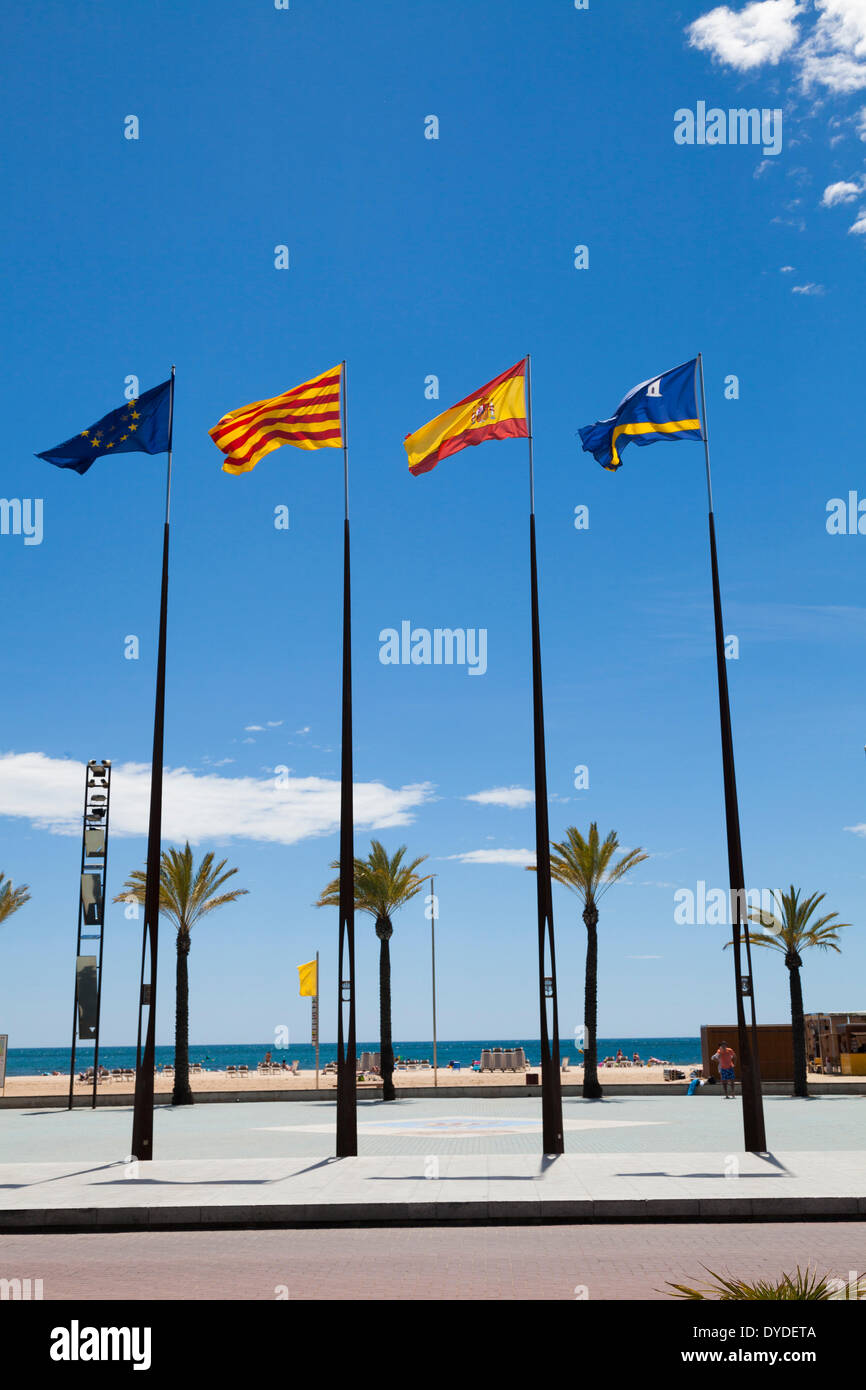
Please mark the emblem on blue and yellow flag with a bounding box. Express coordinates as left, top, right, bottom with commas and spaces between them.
578, 359, 703, 472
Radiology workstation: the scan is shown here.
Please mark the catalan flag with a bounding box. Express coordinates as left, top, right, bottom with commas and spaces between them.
404, 360, 528, 477
210, 364, 343, 475
578, 358, 703, 473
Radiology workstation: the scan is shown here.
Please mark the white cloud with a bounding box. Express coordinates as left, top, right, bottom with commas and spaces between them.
464, 786, 534, 809
800, 0, 866, 91
687, 1, 805, 71
244, 725, 264, 733
446, 848, 536, 867
845, 822, 866, 835
792, 280, 826, 291
848, 208, 866, 230
780, 263, 796, 269
0, 751, 433, 847
690, 0, 866, 92
821, 178, 862, 202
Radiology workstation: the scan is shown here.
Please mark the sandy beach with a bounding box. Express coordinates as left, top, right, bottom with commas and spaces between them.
4, 1063, 852, 1098
4, 1064, 679, 1096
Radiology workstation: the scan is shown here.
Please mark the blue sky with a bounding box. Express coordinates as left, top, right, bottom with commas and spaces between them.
2, 0, 865, 1049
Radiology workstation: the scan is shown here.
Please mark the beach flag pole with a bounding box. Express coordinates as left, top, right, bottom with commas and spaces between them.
335, 360, 358, 1157
131, 364, 175, 1163
698, 353, 767, 1153
315, 950, 320, 1090
526, 355, 564, 1155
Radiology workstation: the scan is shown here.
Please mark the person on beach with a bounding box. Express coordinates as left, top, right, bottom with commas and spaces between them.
711, 1041, 736, 1098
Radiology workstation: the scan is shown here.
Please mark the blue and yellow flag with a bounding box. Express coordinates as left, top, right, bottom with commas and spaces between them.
578, 359, 703, 473
36, 378, 172, 476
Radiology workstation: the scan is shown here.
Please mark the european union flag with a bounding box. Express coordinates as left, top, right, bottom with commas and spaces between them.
578, 359, 703, 473
36, 378, 172, 475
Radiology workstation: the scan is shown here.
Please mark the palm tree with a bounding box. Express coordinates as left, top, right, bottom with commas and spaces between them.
531, 824, 647, 1099
737, 886, 846, 1099
115, 843, 247, 1106
317, 840, 427, 1101
0, 873, 30, 925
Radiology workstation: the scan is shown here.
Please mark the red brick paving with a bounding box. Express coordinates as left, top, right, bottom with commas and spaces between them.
1, 1222, 863, 1300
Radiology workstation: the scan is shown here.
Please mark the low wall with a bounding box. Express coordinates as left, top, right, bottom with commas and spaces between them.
2, 1079, 864, 1108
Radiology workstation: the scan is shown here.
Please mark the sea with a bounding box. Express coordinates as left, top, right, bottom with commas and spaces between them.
4, 1037, 701, 1076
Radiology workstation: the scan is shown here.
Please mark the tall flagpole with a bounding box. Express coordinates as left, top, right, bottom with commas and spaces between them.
335, 359, 358, 1157
131, 364, 175, 1162
315, 949, 320, 1091
526, 355, 564, 1155
698, 353, 767, 1153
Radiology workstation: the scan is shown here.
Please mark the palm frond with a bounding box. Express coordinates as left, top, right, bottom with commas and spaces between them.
736, 885, 848, 957
315, 839, 428, 919
665, 1265, 865, 1300
113, 843, 247, 935
531, 823, 647, 908
0, 873, 31, 924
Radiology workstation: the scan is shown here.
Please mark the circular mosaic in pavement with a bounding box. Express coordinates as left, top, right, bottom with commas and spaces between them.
257, 1114, 663, 1138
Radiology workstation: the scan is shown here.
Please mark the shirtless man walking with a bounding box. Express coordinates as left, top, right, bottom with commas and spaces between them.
712, 1040, 737, 1098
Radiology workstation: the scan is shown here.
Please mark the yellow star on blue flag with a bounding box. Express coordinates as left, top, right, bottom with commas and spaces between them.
36, 379, 172, 475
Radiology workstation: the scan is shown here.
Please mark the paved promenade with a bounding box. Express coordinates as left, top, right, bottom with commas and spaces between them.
3, 1223, 863, 1300
1, 1096, 863, 1229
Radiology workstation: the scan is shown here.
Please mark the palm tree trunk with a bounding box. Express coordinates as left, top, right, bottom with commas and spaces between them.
583, 902, 603, 1100
377, 919, 395, 1102
172, 931, 194, 1106
787, 960, 808, 1099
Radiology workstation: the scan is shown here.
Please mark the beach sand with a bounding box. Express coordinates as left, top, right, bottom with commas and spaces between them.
5, 1063, 849, 1098
5, 1064, 678, 1096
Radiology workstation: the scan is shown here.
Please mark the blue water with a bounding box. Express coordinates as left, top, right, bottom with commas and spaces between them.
5, 1037, 700, 1077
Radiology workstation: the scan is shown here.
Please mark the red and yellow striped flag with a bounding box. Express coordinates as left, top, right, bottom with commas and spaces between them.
210, 364, 343, 474
404, 360, 528, 477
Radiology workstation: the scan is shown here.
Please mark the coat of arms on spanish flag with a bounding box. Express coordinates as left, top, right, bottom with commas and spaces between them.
404, 359, 528, 477
209, 364, 344, 474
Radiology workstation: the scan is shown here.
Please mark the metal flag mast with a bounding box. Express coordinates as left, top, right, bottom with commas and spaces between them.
526, 354, 564, 1155
697, 352, 767, 1153
335, 359, 358, 1157
131, 364, 175, 1162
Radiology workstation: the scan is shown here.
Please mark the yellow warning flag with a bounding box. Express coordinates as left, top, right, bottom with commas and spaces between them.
297, 959, 317, 997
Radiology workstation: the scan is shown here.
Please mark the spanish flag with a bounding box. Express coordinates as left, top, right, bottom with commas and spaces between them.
210, 364, 343, 475
404, 360, 528, 477
297, 959, 317, 998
